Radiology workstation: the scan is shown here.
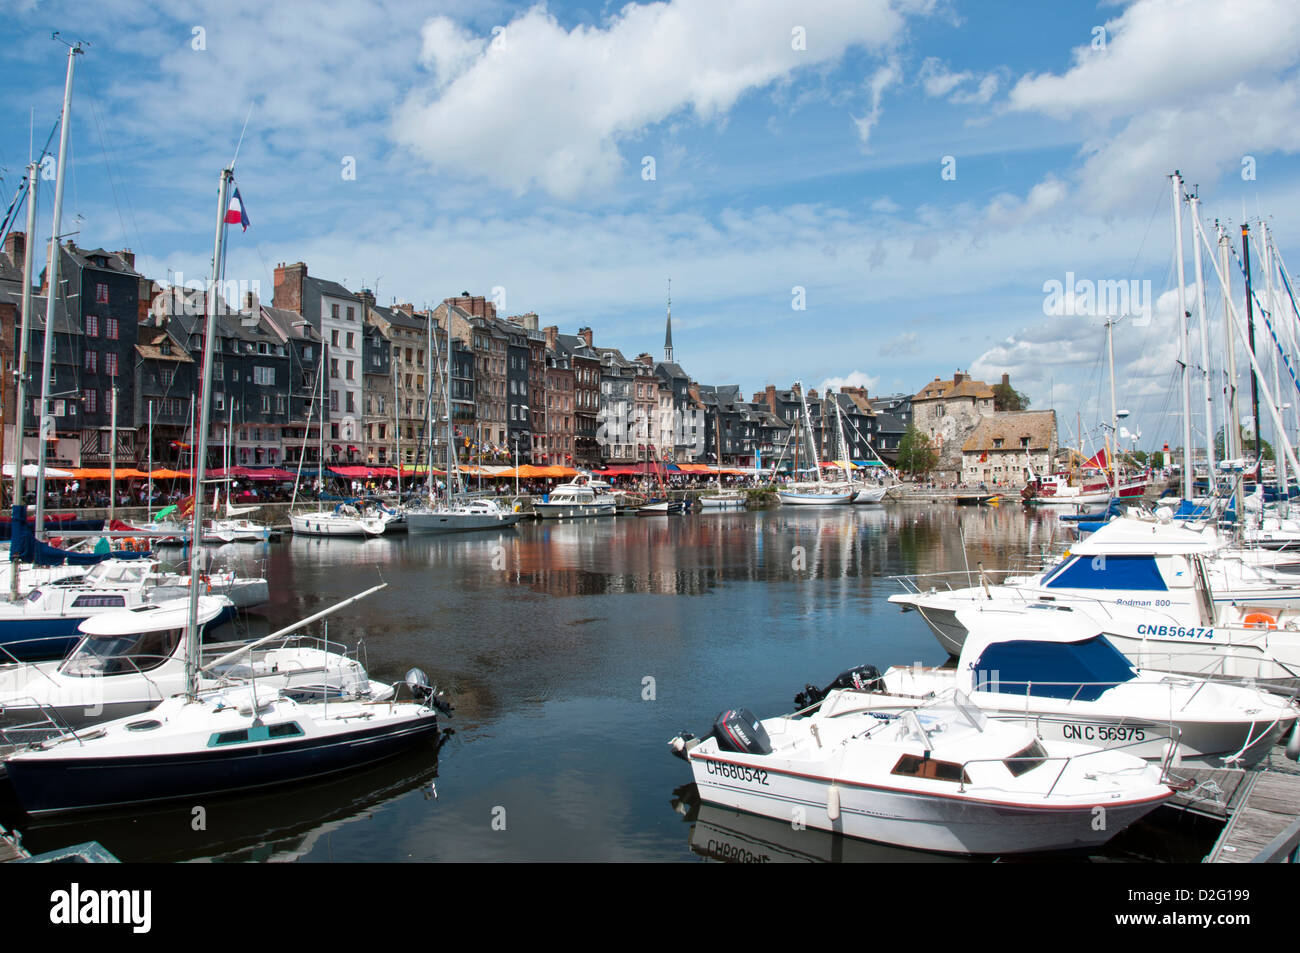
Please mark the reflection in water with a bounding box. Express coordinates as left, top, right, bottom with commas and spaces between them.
673, 784, 968, 864
4, 506, 1203, 861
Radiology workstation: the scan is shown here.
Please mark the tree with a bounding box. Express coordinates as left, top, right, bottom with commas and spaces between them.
992, 382, 1030, 412
1214, 426, 1274, 461
897, 424, 938, 477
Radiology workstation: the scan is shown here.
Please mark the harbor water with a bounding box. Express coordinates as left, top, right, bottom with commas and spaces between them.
0, 505, 1222, 862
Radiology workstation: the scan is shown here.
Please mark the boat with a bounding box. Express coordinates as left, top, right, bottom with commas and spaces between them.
669, 690, 1173, 855
698, 489, 746, 509
405, 305, 523, 534
2, 675, 446, 816
836, 605, 1298, 768
0, 586, 391, 735
406, 496, 524, 533
1, 164, 452, 818
888, 512, 1300, 659
777, 381, 853, 506
635, 498, 690, 515
533, 473, 618, 519
289, 499, 392, 537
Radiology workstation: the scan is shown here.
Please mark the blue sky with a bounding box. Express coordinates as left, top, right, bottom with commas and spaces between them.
3, 0, 1300, 457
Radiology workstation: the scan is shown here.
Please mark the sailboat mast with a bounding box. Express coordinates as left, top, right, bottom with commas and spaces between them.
1170, 171, 1193, 500
1261, 222, 1287, 499
1188, 192, 1216, 483
34, 42, 82, 538
185, 166, 234, 701
1106, 318, 1118, 493
8, 160, 39, 602
1243, 222, 1260, 462
444, 310, 455, 500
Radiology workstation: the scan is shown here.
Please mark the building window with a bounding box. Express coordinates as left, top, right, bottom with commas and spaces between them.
347, 306, 355, 321
95, 283, 108, 304
346, 392, 355, 412
85, 314, 99, 337
84, 350, 97, 373
330, 390, 339, 413
346, 332, 354, 349
83, 388, 97, 413
262, 395, 271, 413
254, 366, 274, 385
106, 353, 118, 377
159, 366, 175, 387
331, 304, 340, 320
106, 317, 119, 340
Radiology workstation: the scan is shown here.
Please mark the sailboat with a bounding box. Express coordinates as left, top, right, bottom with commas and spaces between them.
406, 309, 522, 533
1, 163, 450, 816
777, 383, 853, 505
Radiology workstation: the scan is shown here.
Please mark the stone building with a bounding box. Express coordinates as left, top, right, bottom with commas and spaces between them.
960, 410, 1058, 486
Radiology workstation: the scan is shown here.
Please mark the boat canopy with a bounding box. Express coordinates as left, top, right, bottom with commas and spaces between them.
1041, 553, 1168, 591
969, 636, 1137, 702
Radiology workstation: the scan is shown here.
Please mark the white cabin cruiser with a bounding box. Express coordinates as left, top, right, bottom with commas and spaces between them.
889, 513, 1300, 657
534, 475, 617, 519
670, 691, 1172, 855
846, 605, 1298, 768
290, 500, 391, 537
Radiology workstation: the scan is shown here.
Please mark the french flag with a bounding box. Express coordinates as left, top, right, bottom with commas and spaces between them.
225, 188, 250, 232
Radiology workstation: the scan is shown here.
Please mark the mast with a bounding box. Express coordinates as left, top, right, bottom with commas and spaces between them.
146, 399, 153, 519
444, 309, 456, 501
184, 166, 234, 701
1106, 318, 1118, 494
1243, 222, 1260, 462
1262, 223, 1287, 499
35, 42, 82, 538
1170, 171, 1193, 500
1218, 222, 1241, 465
9, 160, 39, 602
109, 388, 117, 522
1188, 191, 1216, 486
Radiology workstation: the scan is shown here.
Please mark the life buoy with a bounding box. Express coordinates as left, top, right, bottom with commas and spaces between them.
1243, 611, 1278, 630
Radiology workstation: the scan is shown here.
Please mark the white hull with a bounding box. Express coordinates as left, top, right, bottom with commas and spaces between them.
289, 512, 388, 537
406, 511, 522, 534
852, 486, 889, 504
778, 490, 854, 505
533, 502, 617, 519
699, 496, 746, 509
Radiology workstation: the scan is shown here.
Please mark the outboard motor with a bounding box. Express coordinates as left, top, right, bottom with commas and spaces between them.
795, 664, 883, 710
712, 708, 772, 756
405, 668, 455, 715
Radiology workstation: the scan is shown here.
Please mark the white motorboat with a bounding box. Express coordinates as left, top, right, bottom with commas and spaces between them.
889, 513, 1300, 657
534, 475, 617, 519
406, 497, 523, 534
845, 605, 1298, 768
203, 518, 271, 544
670, 691, 1172, 855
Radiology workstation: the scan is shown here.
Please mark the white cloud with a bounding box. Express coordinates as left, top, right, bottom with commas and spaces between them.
985, 175, 1068, 226
418, 16, 487, 89
853, 60, 901, 146
820, 371, 879, 394
395, 1, 914, 197
1006, 0, 1300, 208
917, 57, 998, 104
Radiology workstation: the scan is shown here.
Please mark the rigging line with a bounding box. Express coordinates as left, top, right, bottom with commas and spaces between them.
1225, 231, 1300, 402
81, 67, 146, 264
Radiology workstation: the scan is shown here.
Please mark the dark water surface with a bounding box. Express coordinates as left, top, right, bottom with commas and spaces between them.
4, 505, 1220, 862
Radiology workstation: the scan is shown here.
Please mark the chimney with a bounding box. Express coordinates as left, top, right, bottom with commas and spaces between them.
115, 249, 135, 271
636, 352, 654, 367
243, 288, 260, 311
394, 302, 415, 314
1001, 372, 1010, 388
4, 231, 25, 270
273, 261, 307, 314
544, 325, 558, 351
764, 384, 777, 413
579, 327, 593, 348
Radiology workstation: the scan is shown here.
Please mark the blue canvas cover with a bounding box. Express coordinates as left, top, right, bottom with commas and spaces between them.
8, 505, 151, 566
970, 636, 1137, 702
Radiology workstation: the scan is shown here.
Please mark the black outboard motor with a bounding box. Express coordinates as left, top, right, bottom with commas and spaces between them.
794, 664, 883, 710
712, 708, 773, 756
405, 668, 455, 715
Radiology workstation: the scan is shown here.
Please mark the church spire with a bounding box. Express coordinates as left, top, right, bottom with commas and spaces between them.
664, 278, 674, 363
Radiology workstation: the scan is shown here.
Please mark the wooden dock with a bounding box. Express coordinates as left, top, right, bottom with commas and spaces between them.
1202, 753, 1300, 862
0, 826, 29, 863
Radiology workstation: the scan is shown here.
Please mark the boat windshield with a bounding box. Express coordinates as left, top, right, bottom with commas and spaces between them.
970, 636, 1138, 702
59, 627, 182, 677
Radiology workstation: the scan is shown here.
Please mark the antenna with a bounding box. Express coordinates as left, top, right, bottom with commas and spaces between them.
230, 103, 254, 171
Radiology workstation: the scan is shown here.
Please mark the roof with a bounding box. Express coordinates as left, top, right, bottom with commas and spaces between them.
914, 374, 995, 402
0, 286, 78, 335
62, 245, 142, 277
961, 411, 1057, 453
135, 326, 194, 364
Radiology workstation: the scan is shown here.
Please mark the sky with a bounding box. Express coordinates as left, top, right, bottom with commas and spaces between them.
2, 0, 1299, 458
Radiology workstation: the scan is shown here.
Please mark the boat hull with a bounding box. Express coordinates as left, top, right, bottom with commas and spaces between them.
6, 715, 441, 816
289, 513, 388, 537
406, 512, 523, 533
533, 502, 617, 519
688, 751, 1166, 855
778, 491, 854, 505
